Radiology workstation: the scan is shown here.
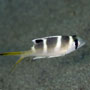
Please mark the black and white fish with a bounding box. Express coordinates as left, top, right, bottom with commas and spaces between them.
0, 35, 85, 71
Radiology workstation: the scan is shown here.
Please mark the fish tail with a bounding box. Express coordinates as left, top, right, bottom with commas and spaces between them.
0, 49, 33, 56
10, 56, 25, 73
0, 50, 33, 73
0, 51, 24, 56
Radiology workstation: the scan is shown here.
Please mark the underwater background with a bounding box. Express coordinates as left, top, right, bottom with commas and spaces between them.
0, 0, 90, 90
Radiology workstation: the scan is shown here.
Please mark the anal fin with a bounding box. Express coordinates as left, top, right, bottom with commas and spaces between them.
33, 56, 46, 60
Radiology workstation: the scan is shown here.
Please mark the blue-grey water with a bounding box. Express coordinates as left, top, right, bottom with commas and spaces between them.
0, 0, 90, 90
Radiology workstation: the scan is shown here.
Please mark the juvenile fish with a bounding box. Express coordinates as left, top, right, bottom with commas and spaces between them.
0, 35, 85, 71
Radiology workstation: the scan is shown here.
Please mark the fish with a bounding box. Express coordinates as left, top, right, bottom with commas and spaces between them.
0, 35, 85, 72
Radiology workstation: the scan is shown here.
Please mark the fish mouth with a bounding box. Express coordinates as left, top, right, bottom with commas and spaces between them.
80, 41, 86, 47
78, 37, 86, 48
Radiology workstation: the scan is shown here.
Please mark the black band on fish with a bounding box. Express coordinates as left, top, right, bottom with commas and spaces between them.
72, 35, 78, 49
35, 39, 43, 44
46, 37, 57, 49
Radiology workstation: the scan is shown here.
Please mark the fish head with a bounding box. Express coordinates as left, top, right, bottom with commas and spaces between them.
66, 36, 85, 54
77, 36, 86, 49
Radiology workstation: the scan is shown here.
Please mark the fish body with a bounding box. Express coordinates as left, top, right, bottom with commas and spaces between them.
30, 35, 85, 59
0, 35, 85, 72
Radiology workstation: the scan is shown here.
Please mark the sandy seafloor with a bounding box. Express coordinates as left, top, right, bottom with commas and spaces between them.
0, 0, 90, 90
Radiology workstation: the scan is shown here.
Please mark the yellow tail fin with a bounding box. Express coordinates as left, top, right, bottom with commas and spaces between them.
0, 51, 23, 56
10, 56, 25, 73
0, 50, 33, 73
